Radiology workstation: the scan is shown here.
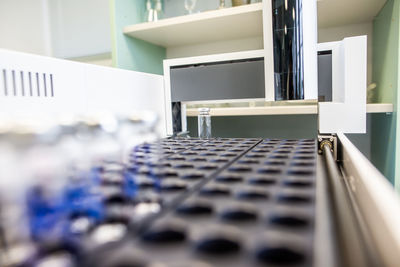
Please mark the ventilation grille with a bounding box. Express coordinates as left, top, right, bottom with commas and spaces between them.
1, 69, 54, 97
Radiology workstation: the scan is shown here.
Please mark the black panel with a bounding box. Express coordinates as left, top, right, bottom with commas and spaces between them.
272, 0, 304, 100
170, 58, 265, 102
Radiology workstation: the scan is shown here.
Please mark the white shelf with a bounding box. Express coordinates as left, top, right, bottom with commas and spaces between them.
366, 103, 393, 113
123, 3, 263, 48
186, 103, 393, 117
317, 0, 386, 28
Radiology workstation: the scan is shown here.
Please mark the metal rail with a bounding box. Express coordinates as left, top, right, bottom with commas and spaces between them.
322, 144, 371, 267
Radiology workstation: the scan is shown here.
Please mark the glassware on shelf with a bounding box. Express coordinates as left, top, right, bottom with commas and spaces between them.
153, 0, 163, 21
184, 0, 197, 14
145, 0, 154, 22
232, 0, 251, 6
219, 0, 225, 9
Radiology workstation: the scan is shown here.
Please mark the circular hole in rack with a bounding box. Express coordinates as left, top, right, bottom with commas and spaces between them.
181, 151, 197, 156
283, 179, 313, 188
189, 157, 207, 162
228, 166, 252, 173
200, 152, 218, 157
200, 184, 231, 196
196, 236, 241, 255
150, 169, 178, 179
147, 162, 171, 168
220, 205, 258, 222
291, 161, 314, 167
274, 150, 291, 154
278, 194, 312, 204
216, 174, 243, 183
192, 147, 207, 151
197, 164, 218, 170
245, 153, 265, 158
264, 160, 286, 166
137, 178, 155, 188
229, 148, 244, 152
293, 155, 314, 160
220, 153, 236, 157
269, 215, 310, 227
252, 149, 270, 153
236, 189, 269, 200
173, 164, 194, 169
287, 169, 314, 176
269, 154, 289, 159
160, 180, 188, 192
210, 158, 229, 163
257, 167, 282, 174
256, 246, 305, 265
295, 150, 314, 154
169, 157, 185, 161
248, 176, 276, 186
141, 220, 187, 243
176, 200, 214, 216
211, 148, 225, 152
237, 159, 260, 164
182, 172, 205, 180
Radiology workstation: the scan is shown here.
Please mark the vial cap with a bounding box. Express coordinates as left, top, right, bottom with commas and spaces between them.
198, 108, 210, 115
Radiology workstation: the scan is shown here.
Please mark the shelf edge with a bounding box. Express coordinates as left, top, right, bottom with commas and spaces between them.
186, 103, 394, 117
123, 3, 263, 35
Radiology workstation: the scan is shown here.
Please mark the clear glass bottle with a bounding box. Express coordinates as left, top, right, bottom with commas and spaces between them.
198, 108, 211, 139
145, 0, 154, 22
153, 0, 163, 21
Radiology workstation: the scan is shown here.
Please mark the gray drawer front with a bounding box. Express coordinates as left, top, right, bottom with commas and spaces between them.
170, 58, 265, 102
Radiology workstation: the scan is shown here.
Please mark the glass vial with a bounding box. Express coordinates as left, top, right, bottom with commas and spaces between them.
198, 108, 211, 139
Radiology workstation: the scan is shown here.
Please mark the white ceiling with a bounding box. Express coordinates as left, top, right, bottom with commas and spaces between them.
318, 0, 387, 28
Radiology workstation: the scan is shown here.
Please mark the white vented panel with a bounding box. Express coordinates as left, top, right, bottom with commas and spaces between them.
0, 49, 166, 135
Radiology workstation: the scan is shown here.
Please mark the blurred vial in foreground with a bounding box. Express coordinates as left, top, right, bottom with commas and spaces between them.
0, 115, 70, 265
75, 112, 121, 168
117, 111, 159, 164
198, 108, 211, 139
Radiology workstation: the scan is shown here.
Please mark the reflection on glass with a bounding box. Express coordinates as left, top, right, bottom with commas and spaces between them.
272, 0, 304, 101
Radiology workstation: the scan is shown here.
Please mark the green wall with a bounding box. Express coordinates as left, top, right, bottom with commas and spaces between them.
110, 0, 165, 74
371, 0, 400, 188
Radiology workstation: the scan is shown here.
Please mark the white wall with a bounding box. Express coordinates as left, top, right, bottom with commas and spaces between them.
318, 22, 373, 85
0, 0, 52, 56
48, 0, 111, 59
0, 0, 111, 60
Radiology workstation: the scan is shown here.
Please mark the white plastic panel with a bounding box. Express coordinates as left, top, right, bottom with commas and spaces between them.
262, 0, 275, 101
303, 0, 319, 100
0, 49, 166, 135
318, 36, 367, 133
85, 65, 166, 135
